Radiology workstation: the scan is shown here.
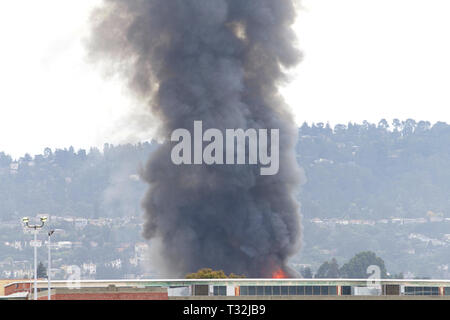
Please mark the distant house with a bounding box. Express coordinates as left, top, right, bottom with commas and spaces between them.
82, 263, 97, 275
57, 241, 72, 249
310, 218, 323, 224
9, 162, 18, 174
135, 243, 149, 261
75, 219, 88, 229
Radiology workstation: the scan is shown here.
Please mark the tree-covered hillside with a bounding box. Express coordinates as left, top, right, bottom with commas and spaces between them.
1, 119, 450, 221
298, 119, 450, 220
0, 142, 157, 220
2, 119, 450, 278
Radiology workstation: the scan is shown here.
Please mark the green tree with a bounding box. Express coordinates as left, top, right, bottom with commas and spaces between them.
37, 261, 47, 278
300, 267, 313, 279
186, 268, 245, 279
340, 251, 388, 279
316, 258, 340, 278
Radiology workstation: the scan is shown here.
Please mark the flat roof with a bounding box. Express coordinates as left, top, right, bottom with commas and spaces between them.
5, 278, 450, 289
0, 292, 29, 300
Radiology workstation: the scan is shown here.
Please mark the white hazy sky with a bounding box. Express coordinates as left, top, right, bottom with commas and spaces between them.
1, 0, 450, 158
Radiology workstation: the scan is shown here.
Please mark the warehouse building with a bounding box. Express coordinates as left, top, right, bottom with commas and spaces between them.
3, 278, 450, 300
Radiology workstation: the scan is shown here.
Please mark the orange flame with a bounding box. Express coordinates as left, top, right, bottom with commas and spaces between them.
272, 268, 287, 279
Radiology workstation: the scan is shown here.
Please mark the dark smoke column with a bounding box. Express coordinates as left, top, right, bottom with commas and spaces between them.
88, 0, 303, 278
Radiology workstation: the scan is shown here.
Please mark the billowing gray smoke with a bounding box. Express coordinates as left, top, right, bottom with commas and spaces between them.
88, 0, 303, 278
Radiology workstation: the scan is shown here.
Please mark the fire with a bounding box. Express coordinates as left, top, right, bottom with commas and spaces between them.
272, 269, 287, 279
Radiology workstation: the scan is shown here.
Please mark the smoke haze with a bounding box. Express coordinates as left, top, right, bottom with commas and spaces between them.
88, 0, 303, 277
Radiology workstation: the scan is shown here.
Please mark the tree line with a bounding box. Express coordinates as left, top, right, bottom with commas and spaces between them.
1, 119, 450, 222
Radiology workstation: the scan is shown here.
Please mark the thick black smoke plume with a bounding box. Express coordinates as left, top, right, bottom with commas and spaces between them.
88, 0, 302, 278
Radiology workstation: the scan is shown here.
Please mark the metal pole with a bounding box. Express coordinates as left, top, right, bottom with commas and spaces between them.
22, 216, 46, 300
48, 232, 51, 300
34, 229, 37, 300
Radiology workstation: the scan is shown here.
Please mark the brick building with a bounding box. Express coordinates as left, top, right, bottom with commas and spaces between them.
3, 280, 33, 296
37, 286, 168, 300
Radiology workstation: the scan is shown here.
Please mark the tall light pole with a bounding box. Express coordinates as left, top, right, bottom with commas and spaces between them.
22, 216, 47, 300
47, 230, 54, 300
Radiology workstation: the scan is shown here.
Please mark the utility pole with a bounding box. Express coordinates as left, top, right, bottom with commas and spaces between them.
48, 230, 54, 300
22, 216, 47, 300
